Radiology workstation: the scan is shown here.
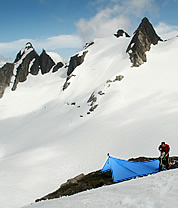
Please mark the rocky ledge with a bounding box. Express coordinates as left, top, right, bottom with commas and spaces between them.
35, 156, 178, 203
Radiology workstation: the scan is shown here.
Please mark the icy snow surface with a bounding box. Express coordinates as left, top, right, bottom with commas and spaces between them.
0, 35, 178, 208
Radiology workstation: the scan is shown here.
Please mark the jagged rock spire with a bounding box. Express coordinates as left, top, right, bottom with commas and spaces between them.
12, 43, 39, 91
39, 49, 55, 75
126, 17, 162, 67
11, 43, 63, 91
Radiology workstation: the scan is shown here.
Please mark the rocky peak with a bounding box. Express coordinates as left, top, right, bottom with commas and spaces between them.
12, 43, 39, 91
39, 49, 55, 75
11, 44, 63, 92
126, 17, 162, 67
0, 41, 65, 98
14, 42, 34, 63
25, 42, 33, 49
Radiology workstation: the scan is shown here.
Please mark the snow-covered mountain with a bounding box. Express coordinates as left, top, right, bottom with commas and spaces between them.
0, 42, 64, 98
0, 17, 178, 208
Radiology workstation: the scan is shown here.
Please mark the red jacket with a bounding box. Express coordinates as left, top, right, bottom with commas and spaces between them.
159, 144, 170, 154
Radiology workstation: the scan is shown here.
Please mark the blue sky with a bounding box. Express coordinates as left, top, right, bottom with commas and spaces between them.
0, 0, 178, 62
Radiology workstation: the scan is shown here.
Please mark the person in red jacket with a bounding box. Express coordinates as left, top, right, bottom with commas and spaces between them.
158, 142, 170, 169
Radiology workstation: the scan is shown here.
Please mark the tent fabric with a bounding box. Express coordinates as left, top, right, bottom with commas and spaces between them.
101, 156, 160, 182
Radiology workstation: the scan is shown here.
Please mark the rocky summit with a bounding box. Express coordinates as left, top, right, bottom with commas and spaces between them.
0, 42, 64, 95
126, 17, 162, 67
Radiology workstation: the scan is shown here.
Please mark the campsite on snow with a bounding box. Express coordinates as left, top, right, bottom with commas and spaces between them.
0, 16, 178, 208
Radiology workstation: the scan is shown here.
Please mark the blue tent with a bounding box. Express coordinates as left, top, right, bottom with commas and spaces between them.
101, 156, 160, 182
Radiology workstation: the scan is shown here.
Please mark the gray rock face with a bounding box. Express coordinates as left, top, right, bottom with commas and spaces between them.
39, 49, 55, 75
52, 62, 64, 73
12, 49, 39, 91
126, 17, 162, 67
0, 63, 14, 98
62, 74, 75, 90
29, 55, 40, 76
67, 51, 88, 76
14, 42, 34, 63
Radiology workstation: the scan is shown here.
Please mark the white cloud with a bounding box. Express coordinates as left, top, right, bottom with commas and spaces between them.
76, 0, 157, 43
0, 55, 12, 62
120, 0, 157, 17
0, 55, 13, 67
89, 0, 157, 17
0, 0, 177, 61
0, 35, 83, 59
46, 52, 63, 64
76, 7, 130, 43
155, 22, 178, 40
38, 35, 82, 49
76, 0, 177, 44
0, 39, 30, 55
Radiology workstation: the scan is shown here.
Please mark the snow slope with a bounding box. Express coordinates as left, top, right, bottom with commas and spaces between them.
23, 169, 178, 208
46, 52, 63, 64
0, 34, 178, 208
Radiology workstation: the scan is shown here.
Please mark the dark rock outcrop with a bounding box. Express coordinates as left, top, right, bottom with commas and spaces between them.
63, 51, 88, 90
113, 75, 124, 82
126, 17, 162, 67
114, 29, 130, 38
12, 45, 39, 91
39, 49, 55, 75
67, 51, 88, 76
14, 42, 34, 63
10, 43, 64, 92
52, 62, 64, 73
62, 74, 75, 90
0, 42, 65, 97
83, 41, 94, 50
87, 92, 98, 113
30, 57, 40, 76
35, 170, 113, 202
0, 63, 14, 98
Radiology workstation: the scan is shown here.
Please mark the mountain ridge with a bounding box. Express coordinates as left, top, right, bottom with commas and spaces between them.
0, 43, 64, 96
0, 17, 163, 99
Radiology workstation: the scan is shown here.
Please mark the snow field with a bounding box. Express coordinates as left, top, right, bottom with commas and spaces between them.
0, 35, 178, 208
